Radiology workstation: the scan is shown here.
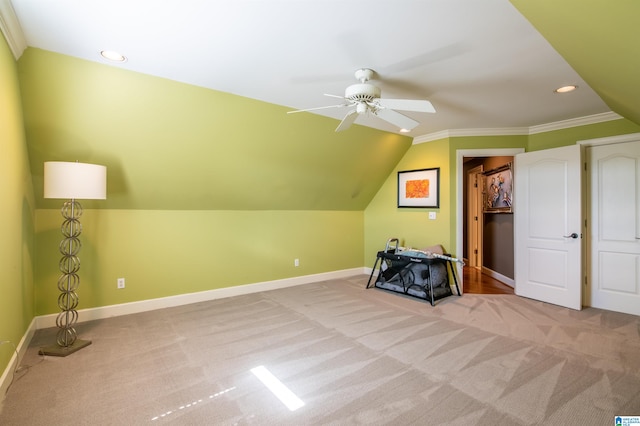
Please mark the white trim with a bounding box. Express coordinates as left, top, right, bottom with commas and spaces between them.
481, 266, 514, 288
413, 128, 529, 145
0, 0, 27, 59
450, 128, 530, 137
0, 268, 368, 400
2, 268, 367, 400
455, 148, 525, 294
412, 130, 452, 144
529, 112, 623, 134
35, 267, 366, 329
413, 111, 623, 144
577, 132, 640, 147
0, 318, 37, 402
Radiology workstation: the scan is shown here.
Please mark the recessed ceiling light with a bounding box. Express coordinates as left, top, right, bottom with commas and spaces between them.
399, 128, 411, 133
554, 85, 578, 93
100, 50, 127, 62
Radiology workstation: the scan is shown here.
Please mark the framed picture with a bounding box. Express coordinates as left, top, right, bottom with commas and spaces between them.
483, 163, 513, 213
397, 167, 440, 208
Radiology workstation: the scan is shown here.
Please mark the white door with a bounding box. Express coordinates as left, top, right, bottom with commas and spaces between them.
587, 140, 640, 316
514, 145, 583, 310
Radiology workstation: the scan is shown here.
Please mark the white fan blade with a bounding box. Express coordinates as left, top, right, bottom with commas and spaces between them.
375, 108, 419, 130
336, 110, 358, 132
376, 99, 435, 113
324, 93, 345, 99
287, 104, 348, 114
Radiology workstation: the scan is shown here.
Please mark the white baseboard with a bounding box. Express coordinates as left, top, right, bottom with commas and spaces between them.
0, 317, 37, 401
35, 267, 366, 329
481, 266, 514, 287
2, 268, 366, 400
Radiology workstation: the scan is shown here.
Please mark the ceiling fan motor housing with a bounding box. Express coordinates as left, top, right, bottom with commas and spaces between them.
344, 83, 381, 104
288, 67, 432, 132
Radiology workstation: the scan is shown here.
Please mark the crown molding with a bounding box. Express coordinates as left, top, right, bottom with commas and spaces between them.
412, 111, 624, 145
0, 0, 27, 59
577, 132, 640, 147
449, 127, 529, 137
527, 111, 623, 134
413, 127, 529, 144
412, 130, 452, 144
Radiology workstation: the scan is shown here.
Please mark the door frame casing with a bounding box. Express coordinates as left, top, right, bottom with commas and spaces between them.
578, 132, 640, 309
456, 148, 525, 294
466, 165, 484, 268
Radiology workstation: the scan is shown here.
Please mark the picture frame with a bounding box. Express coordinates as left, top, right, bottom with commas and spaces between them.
397, 167, 440, 208
483, 163, 513, 213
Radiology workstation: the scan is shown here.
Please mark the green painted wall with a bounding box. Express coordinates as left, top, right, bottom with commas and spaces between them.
364, 136, 527, 266
34, 209, 363, 314
0, 35, 35, 375
364, 138, 452, 264
511, 0, 640, 127
364, 122, 640, 268
364, 135, 529, 265
5, 9, 640, 383
18, 49, 412, 212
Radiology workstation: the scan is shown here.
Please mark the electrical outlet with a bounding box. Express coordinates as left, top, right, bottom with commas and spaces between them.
117, 278, 125, 289
294, 258, 300, 267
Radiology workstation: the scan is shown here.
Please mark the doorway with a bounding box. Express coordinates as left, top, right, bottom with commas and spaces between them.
456, 148, 525, 294
463, 267, 514, 294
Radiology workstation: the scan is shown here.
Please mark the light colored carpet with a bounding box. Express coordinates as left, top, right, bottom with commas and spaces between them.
1, 275, 639, 425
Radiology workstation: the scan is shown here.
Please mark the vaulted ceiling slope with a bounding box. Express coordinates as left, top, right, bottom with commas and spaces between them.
6, 0, 622, 136
4, 1, 640, 211
510, 0, 640, 127
18, 49, 411, 211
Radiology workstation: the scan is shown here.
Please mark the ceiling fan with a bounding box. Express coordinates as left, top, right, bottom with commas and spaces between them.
288, 68, 436, 132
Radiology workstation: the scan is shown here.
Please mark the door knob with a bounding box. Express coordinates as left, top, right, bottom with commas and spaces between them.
563, 233, 579, 239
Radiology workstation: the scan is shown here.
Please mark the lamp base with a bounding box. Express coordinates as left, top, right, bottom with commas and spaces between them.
39, 339, 92, 357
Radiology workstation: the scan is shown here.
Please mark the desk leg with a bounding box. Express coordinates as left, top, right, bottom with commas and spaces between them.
366, 257, 381, 289
427, 264, 435, 306
448, 261, 461, 296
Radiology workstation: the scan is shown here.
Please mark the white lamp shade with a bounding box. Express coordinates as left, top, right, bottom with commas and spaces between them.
44, 162, 107, 200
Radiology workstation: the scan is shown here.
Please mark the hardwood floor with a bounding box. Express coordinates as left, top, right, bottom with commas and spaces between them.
463, 266, 514, 294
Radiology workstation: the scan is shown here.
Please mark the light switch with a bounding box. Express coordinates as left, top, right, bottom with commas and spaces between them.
428, 212, 436, 220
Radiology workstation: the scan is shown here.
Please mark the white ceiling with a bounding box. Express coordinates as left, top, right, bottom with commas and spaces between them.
8, 0, 612, 137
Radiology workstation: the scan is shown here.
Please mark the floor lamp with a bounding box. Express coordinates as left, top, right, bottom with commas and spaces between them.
39, 161, 107, 357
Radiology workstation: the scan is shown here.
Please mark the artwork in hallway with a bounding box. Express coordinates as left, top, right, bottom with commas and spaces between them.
483, 163, 513, 213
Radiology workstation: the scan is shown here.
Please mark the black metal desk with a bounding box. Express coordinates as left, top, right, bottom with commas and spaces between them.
367, 250, 461, 306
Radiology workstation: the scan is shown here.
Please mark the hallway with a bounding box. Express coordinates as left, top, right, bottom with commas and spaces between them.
463, 266, 514, 294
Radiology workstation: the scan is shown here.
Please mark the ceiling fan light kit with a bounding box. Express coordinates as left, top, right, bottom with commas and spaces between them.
288, 68, 436, 133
